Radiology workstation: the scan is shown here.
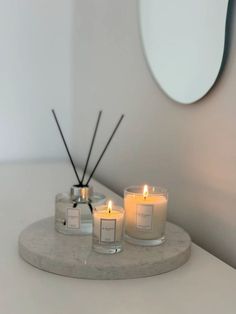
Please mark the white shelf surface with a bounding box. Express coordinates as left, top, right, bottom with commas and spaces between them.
0, 161, 235, 314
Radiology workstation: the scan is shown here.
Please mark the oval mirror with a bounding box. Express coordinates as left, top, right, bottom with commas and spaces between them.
139, 0, 230, 104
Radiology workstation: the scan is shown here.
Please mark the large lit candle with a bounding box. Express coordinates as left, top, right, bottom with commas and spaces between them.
92, 200, 125, 254
124, 185, 168, 246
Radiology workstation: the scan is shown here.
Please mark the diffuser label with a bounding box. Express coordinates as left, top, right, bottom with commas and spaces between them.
100, 219, 116, 242
67, 208, 80, 229
136, 204, 153, 231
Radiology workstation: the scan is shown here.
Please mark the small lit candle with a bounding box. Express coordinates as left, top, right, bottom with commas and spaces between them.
124, 185, 168, 246
92, 200, 125, 254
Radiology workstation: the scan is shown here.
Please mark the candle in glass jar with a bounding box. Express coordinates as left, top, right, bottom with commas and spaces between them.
93, 201, 125, 254
124, 185, 168, 246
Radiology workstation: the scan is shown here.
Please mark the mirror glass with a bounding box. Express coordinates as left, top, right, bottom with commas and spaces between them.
139, 0, 229, 104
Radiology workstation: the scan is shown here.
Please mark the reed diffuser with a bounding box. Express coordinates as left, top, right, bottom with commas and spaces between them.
52, 109, 124, 235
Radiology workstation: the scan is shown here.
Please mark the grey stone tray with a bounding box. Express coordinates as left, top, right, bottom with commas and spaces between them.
18, 217, 191, 280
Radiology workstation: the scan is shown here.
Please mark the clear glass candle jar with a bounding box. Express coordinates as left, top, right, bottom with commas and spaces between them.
92, 201, 125, 254
124, 185, 168, 246
55, 185, 106, 235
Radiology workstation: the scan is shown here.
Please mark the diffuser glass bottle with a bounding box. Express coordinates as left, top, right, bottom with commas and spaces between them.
55, 185, 106, 235
52, 109, 124, 236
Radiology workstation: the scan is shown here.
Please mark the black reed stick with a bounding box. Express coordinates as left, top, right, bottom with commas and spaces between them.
51, 109, 82, 185
81, 110, 102, 185
85, 114, 124, 186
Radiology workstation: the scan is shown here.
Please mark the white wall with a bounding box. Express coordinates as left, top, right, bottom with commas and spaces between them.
1, 0, 235, 268
0, 0, 75, 161
73, 0, 236, 268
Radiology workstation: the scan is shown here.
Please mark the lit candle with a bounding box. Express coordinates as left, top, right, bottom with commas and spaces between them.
124, 185, 168, 246
92, 200, 125, 254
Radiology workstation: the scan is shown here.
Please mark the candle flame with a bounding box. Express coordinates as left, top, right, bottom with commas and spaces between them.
143, 185, 149, 198
108, 200, 112, 213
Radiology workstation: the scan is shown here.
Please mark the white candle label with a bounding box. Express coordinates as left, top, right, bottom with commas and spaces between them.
136, 204, 153, 231
100, 219, 116, 242
67, 208, 80, 229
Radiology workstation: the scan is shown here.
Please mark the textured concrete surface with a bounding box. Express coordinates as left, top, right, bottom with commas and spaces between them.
19, 217, 191, 280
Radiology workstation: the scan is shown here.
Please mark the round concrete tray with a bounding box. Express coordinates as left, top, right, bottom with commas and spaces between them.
19, 217, 191, 280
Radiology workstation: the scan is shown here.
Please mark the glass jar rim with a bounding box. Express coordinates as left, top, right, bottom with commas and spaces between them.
124, 185, 168, 197
93, 204, 124, 212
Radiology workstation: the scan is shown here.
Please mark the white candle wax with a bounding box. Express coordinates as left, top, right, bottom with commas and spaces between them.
125, 186, 168, 240
93, 204, 124, 243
